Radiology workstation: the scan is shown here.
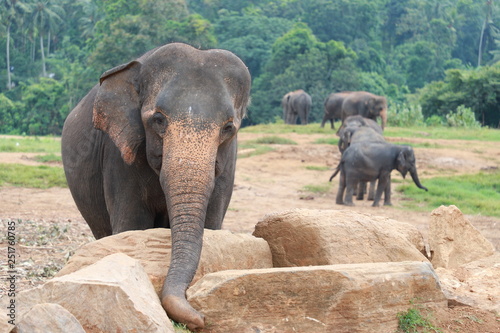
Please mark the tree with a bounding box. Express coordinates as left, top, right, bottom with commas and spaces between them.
30, 0, 65, 77
1, 0, 30, 89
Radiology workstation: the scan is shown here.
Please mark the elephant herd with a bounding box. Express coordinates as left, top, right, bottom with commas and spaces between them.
60, 43, 428, 331
281, 90, 387, 129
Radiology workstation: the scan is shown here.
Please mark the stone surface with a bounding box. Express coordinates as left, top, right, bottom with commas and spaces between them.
15, 303, 85, 333
429, 205, 495, 269
16, 253, 174, 333
253, 209, 428, 267
435, 252, 500, 312
56, 228, 272, 295
187, 261, 447, 333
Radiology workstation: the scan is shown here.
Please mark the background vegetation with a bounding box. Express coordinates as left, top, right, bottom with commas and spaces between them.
1, 0, 500, 135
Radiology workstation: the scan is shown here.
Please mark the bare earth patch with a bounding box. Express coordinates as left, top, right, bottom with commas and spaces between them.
1, 131, 499, 332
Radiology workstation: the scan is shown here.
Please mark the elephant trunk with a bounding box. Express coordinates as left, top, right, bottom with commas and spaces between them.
409, 167, 428, 191
380, 108, 387, 130
160, 122, 219, 330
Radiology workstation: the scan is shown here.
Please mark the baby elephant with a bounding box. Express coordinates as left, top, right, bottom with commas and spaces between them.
329, 142, 428, 206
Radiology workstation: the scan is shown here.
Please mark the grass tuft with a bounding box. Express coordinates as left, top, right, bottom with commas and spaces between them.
397, 169, 500, 217
0, 163, 67, 188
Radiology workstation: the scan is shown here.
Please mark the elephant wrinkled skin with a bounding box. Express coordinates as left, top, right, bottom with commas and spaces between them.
61, 43, 251, 330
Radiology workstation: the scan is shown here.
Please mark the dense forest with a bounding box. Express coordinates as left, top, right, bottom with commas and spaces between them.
1, 0, 500, 135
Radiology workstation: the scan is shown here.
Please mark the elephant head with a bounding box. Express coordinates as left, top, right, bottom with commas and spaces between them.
396, 146, 428, 191
92, 43, 251, 330
366, 95, 387, 130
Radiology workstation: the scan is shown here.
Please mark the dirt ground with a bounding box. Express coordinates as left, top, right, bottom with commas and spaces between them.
1, 130, 499, 332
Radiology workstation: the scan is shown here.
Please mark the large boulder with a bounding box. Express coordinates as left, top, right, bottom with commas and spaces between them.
187, 261, 447, 333
15, 303, 85, 333
253, 209, 427, 267
16, 253, 174, 333
429, 205, 495, 269
56, 228, 272, 295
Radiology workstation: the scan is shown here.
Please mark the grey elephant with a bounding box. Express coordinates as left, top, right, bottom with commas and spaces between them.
282, 89, 311, 125
337, 115, 384, 153
336, 116, 385, 201
341, 91, 387, 129
61, 43, 251, 330
321, 91, 352, 129
329, 142, 428, 206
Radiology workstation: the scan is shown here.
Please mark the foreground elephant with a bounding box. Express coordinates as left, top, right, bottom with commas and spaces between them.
282, 89, 311, 125
321, 91, 352, 129
61, 43, 251, 330
329, 142, 428, 206
341, 91, 387, 129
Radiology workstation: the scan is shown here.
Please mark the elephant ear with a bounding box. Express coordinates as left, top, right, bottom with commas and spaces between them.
397, 149, 409, 178
93, 61, 144, 165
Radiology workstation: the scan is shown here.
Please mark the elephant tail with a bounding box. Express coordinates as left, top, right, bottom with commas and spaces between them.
329, 164, 341, 182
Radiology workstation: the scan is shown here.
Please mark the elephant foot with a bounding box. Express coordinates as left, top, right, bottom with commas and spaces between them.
336, 200, 344, 205
162, 294, 205, 331
344, 202, 354, 206
371, 202, 380, 207
384, 202, 393, 206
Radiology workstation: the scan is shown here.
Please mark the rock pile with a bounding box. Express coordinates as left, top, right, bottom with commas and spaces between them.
2, 206, 497, 333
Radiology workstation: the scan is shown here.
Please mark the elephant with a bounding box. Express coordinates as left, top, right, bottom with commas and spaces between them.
329, 142, 428, 207
61, 43, 251, 330
340, 91, 387, 130
337, 115, 384, 153
282, 89, 311, 125
321, 91, 352, 129
336, 116, 385, 201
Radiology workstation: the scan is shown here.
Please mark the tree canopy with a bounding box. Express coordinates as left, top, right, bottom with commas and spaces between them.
1, 0, 500, 134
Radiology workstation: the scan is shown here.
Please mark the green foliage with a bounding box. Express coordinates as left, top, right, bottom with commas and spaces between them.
2, 0, 500, 133
397, 306, 442, 333
0, 164, 67, 188
388, 103, 425, 127
397, 170, 500, 217
418, 65, 500, 127
446, 105, 481, 128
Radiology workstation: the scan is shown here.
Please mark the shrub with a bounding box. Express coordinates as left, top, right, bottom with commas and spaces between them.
388, 103, 425, 127
446, 105, 481, 128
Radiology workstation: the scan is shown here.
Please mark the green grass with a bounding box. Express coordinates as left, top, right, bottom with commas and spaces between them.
397, 169, 500, 217
0, 163, 67, 188
0, 136, 61, 153
397, 307, 442, 333
305, 165, 330, 171
384, 126, 500, 141
251, 136, 297, 145
314, 137, 339, 145
241, 122, 500, 141
34, 153, 62, 163
302, 182, 333, 194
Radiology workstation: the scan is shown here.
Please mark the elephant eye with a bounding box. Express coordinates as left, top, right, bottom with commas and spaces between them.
222, 121, 235, 134
151, 112, 167, 136
152, 112, 166, 125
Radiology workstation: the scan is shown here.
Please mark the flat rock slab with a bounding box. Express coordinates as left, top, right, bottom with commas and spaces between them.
253, 209, 428, 267
15, 303, 85, 333
17, 253, 174, 333
56, 228, 272, 295
187, 261, 447, 333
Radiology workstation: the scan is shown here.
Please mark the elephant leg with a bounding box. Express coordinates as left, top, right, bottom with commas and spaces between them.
335, 170, 346, 205
356, 182, 366, 200
330, 119, 334, 129
372, 174, 389, 207
344, 176, 356, 206
367, 180, 376, 200
383, 175, 392, 206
